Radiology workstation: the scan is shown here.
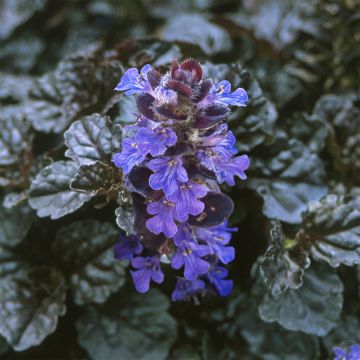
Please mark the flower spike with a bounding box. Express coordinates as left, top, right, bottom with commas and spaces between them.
114, 59, 249, 298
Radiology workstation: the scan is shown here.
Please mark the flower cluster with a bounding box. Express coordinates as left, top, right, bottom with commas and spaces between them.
113, 59, 249, 301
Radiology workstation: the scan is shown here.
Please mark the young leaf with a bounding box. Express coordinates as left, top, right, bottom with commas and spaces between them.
115, 206, 135, 235
0, 244, 28, 280
161, 14, 232, 55
65, 114, 120, 166
0, 115, 33, 167
0, 197, 31, 278
260, 220, 310, 296
0, 266, 66, 351
285, 113, 328, 153
0, 0, 46, 40
0, 73, 34, 103
258, 262, 343, 336
314, 93, 360, 184
226, 0, 314, 50
342, 133, 360, 185
314, 94, 360, 137
0, 202, 33, 246
241, 300, 319, 359
29, 161, 92, 219
53, 220, 127, 305
300, 194, 360, 267
0, 32, 45, 73
70, 161, 120, 197
25, 56, 123, 133
3, 191, 29, 209
77, 289, 177, 360
245, 325, 319, 360
247, 132, 328, 224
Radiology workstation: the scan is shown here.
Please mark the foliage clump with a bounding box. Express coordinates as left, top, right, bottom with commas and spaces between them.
0, 0, 359, 358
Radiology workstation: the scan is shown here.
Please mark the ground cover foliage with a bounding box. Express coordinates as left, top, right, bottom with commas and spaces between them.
0, 0, 360, 359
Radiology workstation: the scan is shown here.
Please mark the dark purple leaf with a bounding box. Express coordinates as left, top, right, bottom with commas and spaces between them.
196, 104, 230, 129
136, 94, 156, 120
188, 192, 234, 227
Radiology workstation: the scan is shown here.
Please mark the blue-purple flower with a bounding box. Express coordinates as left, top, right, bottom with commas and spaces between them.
135, 127, 177, 157
206, 266, 233, 296
114, 234, 143, 260
113, 138, 147, 174
130, 255, 164, 293
195, 222, 237, 264
201, 80, 248, 108
148, 156, 188, 196
198, 152, 250, 186
114, 125, 178, 173
199, 124, 237, 160
115, 64, 153, 95
171, 225, 211, 280
333, 345, 360, 360
171, 240, 211, 280
146, 198, 178, 238
171, 277, 205, 302
195, 221, 238, 242
168, 181, 207, 221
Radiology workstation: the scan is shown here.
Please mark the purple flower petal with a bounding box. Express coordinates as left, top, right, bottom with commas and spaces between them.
182, 253, 210, 281
149, 157, 188, 196
171, 229, 211, 280
130, 269, 152, 293
170, 252, 184, 269
115, 64, 153, 96
131, 256, 146, 268
195, 221, 237, 244
168, 181, 207, 222
114, 235, 143, 261
130, 256, 164, 293
349, 345, 360, 360
198, 153, 250, 186
136, 127, 177, 157
172, 223, 195, 246
203, 80, 248, 107
146, 199, 178, 238
195, 222, 237, 264
207, 266, 233, 296
333, 345, 360, 360
113, 138, 146, 174
171, 277, 205, 302
151, 269, 165, 284
199, 124, 237, 160
217, 246, 235, 264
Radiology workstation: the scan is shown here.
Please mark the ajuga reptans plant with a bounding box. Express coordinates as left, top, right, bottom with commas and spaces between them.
112, 59, 249, 301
